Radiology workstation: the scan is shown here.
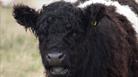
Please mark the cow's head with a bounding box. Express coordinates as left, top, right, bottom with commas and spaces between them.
13, 1, 105, 77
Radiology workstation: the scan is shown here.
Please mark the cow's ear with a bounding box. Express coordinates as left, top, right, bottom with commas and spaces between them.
83, 4, 106, 27
13, 5, 39, 33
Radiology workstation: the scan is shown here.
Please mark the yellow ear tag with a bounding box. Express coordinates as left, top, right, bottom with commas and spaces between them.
91, 21, 97, 28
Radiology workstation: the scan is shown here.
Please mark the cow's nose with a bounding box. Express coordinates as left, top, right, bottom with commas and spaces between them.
46, 52, 65, 65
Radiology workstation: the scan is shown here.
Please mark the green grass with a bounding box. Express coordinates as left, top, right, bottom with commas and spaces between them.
0, 5, 44, 77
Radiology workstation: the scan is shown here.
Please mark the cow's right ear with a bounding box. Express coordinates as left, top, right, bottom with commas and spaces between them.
13, 5, 39, 33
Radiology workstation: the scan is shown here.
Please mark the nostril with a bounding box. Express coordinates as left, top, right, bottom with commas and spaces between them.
58, 53, 65, 59
47, 54, 51, 59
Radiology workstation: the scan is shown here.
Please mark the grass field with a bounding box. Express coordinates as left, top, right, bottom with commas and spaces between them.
0, 5, 44, 77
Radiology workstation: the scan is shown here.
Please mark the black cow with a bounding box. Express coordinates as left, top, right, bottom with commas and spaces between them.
13, 0, 138, 77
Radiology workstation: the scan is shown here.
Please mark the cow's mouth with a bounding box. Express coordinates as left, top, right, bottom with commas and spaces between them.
49, 66, 69, 76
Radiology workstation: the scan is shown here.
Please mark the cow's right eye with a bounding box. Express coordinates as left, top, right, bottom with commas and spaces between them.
66, 24, 72, 30
47, 16, 55, 24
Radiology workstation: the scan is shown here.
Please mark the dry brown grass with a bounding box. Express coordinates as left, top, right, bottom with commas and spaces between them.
0, 4, 44, 77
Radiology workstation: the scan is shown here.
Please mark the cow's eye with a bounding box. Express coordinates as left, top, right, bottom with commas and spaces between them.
47, 16, 55, 23
72, 32, 77, 37
66, 24, 72, 30
67, 31, 78, 38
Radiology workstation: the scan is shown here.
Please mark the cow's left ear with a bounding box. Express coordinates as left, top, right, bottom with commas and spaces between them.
83, 4, 106, 27
13, 4, 39, 33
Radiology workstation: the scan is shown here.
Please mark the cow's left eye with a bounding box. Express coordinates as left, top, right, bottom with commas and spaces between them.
72, 32, 77, 37
65, 24, 72, 31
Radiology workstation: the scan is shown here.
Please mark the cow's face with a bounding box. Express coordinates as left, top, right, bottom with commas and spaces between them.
37, 2, 87, 77
13, 2, 87, 77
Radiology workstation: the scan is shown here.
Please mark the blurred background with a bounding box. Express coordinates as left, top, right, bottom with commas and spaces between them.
0, 0, 60, 77
0, 0, 138, 77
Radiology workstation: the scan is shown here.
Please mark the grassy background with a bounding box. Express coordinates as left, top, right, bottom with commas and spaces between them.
0, 3, 44, 77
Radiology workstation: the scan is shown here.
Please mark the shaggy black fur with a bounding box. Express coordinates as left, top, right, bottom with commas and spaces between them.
13, 1, 138, 77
